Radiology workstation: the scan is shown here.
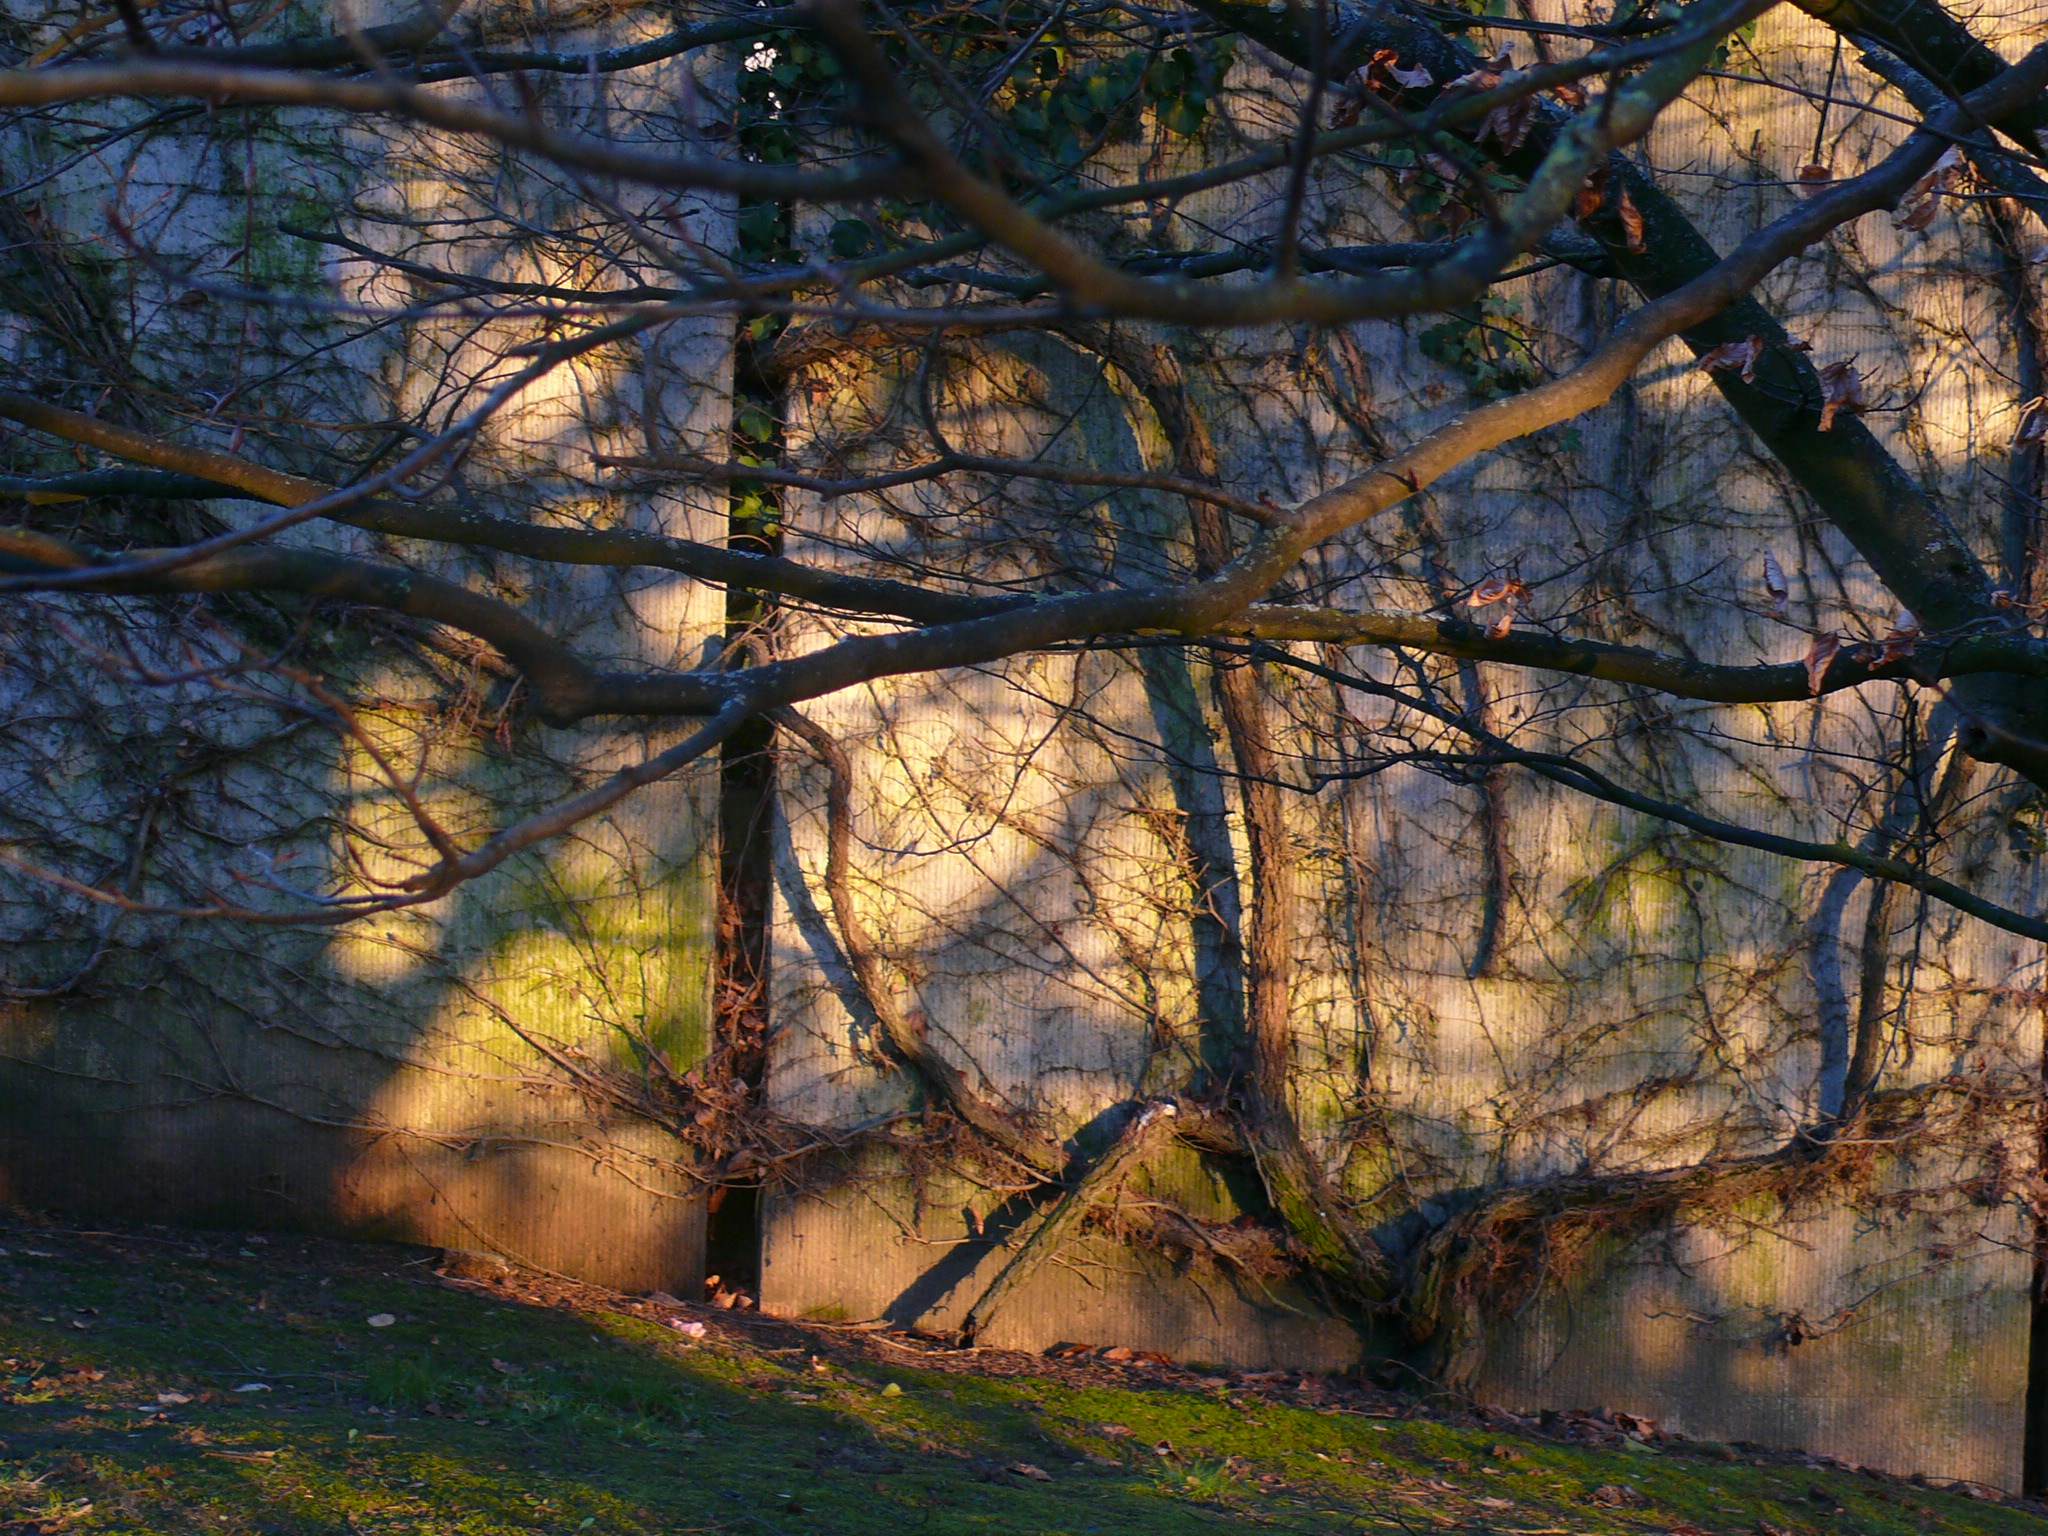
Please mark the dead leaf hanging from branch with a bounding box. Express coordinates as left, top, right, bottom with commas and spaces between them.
1762, 552, 1789, 620
1818, 360, 1865, 432
1803, 632, 1841, 695
1699, 336, 1766, 384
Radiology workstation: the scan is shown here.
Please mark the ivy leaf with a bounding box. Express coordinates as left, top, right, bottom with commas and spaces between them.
827, 218, 876, 259
736, 204, 780, 255
1159, 95, 1207, 137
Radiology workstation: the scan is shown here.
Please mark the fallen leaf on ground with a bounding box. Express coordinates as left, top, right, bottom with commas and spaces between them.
1588, 1483, 1647, 1507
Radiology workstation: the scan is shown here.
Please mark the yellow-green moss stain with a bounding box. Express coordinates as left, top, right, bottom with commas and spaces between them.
471, 841, 716, 1078
1568, 832, 1699, 949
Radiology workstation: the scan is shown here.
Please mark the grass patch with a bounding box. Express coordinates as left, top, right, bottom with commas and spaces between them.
1, 1218, 2043, 1535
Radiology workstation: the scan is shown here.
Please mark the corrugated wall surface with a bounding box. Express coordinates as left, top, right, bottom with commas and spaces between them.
0, 4, 731, 1293
762, 3, 2048, 1486
0, 0, 2042, 1484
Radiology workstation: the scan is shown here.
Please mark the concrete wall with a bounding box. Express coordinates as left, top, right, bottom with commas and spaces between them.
0, 2, 732, 1292
1, 0, 2043, 1486
759, 2, 2048, 1487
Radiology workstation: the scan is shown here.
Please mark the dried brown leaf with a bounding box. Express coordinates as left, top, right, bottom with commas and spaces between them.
1804, 632, 1841, 695
1366, 49, 1433, 92
1762, 551, 1789, 619
1896, 146, 1965, 233
1878, 609, 1921, 663
1480, 85, 1538, 154
1617, 187, 1645, 253
1698, 335, 1765, 384
1898, 194, 1941, 232
1574, 163, 1608, 220
1818, 360, 1865, 431
1443, 65, 1502, 95
1589, 1484, 1648, 1508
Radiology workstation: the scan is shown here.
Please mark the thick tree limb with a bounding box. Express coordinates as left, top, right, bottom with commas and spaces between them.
1236, 604, 2048, 700
0, 528, 610, 721
1094, 331, 1394, 1302
0, 393, 1009, 628
1850, 42, 2048, 231
956, 1099, 1183, 1343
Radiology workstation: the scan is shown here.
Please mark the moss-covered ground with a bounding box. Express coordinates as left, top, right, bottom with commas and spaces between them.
2, 1216, 2042, 1535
